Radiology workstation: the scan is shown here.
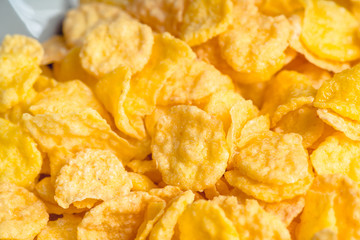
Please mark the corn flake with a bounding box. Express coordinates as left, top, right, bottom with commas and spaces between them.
0, 53, 41, 113
127, 159, 162, 184
274, 105, 325, 148
41, 35, 69, 65
259, 196, 305, 226
63, 3, 124, 47
30, 80, 111, 123
0, 34, 43, 64
149, 186, 183, 203
180, 0, 233, 46
37, 214, 82, 240
297, 174, 360, 240
129, 172, 156, 192
234, 115, 270, 150
157, 59, 234, 107
53, 47, 97, 89
178, 199, 239, 239
301, 0, 360, 62
233, 131, 309, 185
218, 11, 290, 78
317, 108, 360, 141
261, 70, 316, 127
226, 99, 259, 161
135, 201, 166, 240
194, 37, 283, 84
54, 149, 132, 208
204, 90, 245, 132
0, 118, 42, 188
149, 191, 194, 240
80, 14, 153, 77
314, 64, 360, 122
152, 105, 229, 191
225, 170, 313, 202
259, 0, 303, 16
285, 55, 332, 89
35, 177, 88, 214
112, 0, 185, 35
213, 196, 291, 240
288, 14, 351, 72
22, 108, 140, 162
77, 192, 163, 240
311, 133, 360, 183
0, 183, 48, 240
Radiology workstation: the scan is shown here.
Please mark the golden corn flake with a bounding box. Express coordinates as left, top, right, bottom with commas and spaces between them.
301, 0, 360, 62
259, 196, 305, 226
180, 0, 233, 46
35, 177, 87, 214
317, 108, 360, 141
54, 149, 132, 208
73, 198, 99, 209
204, 90, 245, 132
96, 33, 195, 139
135, 201, 166, 240
261, 70, 316, 127
226, 99, 259, 159
314, 64, 360, 122
44, 201, 87, 215
77, 192, 163, 240
35, 177, 57, 204
225, 170, 313, 202
285, 55, 332, 89
129, 172, 156, 192
288, 13, 351, 73
0, 34, 44, 64
53, 47, 97, 89
111, 0, 185, 35
259, 0, 303, 16
80, 14, 154, 77
157, 59, 234, 107
235, 82, 267, 108
33, 75, 58, 93
233, 131, 309, 185
194, 36, 280, 84
152, 105, 229, 191
0, 183, 48, 240
37, 214, 82, 240
311, 133, 360, 183
95, 66, 134, 134
213, 196, 291, 240
0, 93, 35, 124
204, 177, 232, 200
0, 118, 42, 188
218, 11, 290, 78
30, 80, 111, 122
178, 199, 239, 239
297, 174, 360, 240
149, 190, 194, 240
127, 159, 162, 184
63, 3, 124, 47
273, 105, 325, 148
22, 108, 140, 162
234, 115, 270, 150
144, 106, 169, 138
148, 186, 183, 203
311, 229, 338, 240
41, 35, 69, 65
0, 53, 41, 113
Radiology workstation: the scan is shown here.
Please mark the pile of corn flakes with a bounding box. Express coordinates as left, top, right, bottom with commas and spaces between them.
2, 0, 360, 239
